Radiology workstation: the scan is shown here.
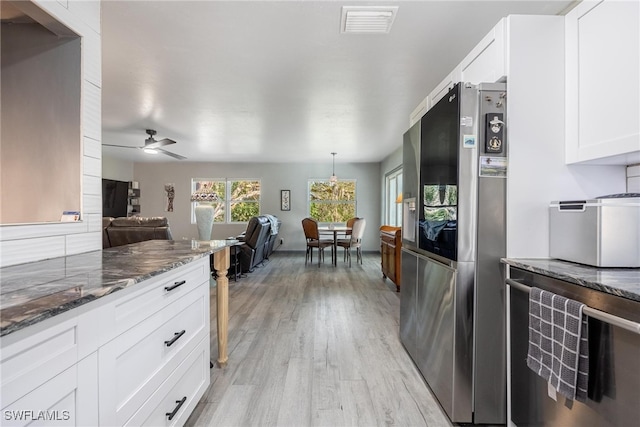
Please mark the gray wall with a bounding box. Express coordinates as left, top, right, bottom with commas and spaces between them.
380, 145, 403, 224
132, 161, 382, 251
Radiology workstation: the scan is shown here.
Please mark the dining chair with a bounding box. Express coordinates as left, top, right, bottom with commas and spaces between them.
301, 217, 334, 267
343, 217, 359, 238
337, 218, 366, 267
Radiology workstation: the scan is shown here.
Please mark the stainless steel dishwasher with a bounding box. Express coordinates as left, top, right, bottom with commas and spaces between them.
506, 267, 640, 426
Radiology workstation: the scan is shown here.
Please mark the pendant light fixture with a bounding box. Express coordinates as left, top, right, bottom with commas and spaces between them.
329, 152, 338, 184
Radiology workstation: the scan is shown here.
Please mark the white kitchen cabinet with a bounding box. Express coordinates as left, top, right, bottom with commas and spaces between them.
427, 68, 461, 107
98, 279, 209, 426
565, 0, 640, 165
124, 339, 209, 427
409, 96, 429, 127
0, 314, 99, 427
1, 356, 98, 427
0, 257, 211, 426
459, 19, 506, 84
409, 18, 506, 124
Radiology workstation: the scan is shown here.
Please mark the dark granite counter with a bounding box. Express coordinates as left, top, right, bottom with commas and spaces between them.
0, 239, 237, 337
502, 258, 640, 303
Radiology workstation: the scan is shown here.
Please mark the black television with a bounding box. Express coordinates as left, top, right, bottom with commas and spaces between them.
102, 179, 129, 218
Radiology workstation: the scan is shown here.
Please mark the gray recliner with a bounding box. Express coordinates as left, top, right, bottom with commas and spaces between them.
237, 215, 281, 272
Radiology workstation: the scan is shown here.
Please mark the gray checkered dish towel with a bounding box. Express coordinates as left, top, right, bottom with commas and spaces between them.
527, 287, 589, 402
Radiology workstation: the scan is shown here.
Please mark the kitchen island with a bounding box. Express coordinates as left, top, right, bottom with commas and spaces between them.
0, 239, 234, 426
503, 258, 640, 427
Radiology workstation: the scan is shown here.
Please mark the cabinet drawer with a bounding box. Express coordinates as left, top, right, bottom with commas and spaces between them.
1, 317, 79, 407
1, 353, 98, 427
99, 282, 209, 426
113, 258, 208, 337
125, 338, 209, 427
2, 365, 76, 427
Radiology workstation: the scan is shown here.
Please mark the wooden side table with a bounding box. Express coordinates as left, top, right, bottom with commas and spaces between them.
380, 225, 401, 292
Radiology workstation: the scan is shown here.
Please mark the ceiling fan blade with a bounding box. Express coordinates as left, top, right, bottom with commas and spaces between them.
102, 144, 138, 149
144, 137, 176, 149
157, 148, 187, 160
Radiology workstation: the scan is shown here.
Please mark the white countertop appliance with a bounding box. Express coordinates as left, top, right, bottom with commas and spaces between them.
549, 194, 640, 267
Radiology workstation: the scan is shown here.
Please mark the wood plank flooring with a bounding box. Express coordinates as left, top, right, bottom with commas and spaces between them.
186, 251, 453, 427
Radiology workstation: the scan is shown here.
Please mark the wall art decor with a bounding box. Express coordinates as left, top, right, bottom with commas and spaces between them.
280, 189, 290, 211
164, 183, 175, 212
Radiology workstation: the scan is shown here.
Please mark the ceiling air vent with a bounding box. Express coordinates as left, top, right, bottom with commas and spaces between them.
341, 6, 398, 34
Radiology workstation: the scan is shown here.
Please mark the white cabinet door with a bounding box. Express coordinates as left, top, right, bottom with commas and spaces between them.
428, 67, 461, 107
1, 353, 98, 427
409, 96, 429, 127
565, 0, 640, 164
459, 19, 506, 84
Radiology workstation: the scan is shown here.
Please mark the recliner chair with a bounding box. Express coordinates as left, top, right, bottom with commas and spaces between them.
235, 215, 282, 273
237, 216, 271, 272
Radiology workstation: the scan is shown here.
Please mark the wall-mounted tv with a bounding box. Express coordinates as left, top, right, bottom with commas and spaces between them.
102, 179, 129, 218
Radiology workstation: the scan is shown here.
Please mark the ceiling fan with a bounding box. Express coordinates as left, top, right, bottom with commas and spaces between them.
103, 129, 187, 160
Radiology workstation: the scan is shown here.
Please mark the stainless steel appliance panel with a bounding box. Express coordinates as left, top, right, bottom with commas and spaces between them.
452, 261, 474, 422
400, 248, 418, 360
472, 84, 508, 424
455, 85, 481, 264
415, 254, 467, 422
402, 121, 421, 249
473, 170, 507, 423
400, 82, 508, 426
508, 268, 640, 426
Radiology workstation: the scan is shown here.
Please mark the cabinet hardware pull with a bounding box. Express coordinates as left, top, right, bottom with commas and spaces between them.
165, 280, 186, 292
506, 279, 640, 335
166, 396, 187, 420
164, 330, 186, 347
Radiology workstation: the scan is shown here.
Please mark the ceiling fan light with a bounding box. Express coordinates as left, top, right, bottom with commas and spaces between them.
143, 148, 158, 154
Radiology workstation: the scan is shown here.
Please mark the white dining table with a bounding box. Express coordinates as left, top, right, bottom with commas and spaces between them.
318, 226, 351, 266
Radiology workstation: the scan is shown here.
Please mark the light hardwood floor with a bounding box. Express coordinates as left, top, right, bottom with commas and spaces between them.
186, 251, 453, 427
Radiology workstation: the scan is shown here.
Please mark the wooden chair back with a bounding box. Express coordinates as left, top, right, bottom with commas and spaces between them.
302, 217, 320, 240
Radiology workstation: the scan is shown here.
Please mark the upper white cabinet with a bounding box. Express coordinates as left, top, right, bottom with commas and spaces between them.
428, 68, 462, 108
409, 96, 429, 127
565, 0, 640, 165
410, 17, 507, 125
459, 19, 506, 85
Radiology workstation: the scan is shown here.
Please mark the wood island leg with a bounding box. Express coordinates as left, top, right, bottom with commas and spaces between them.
212, 247, 230, 368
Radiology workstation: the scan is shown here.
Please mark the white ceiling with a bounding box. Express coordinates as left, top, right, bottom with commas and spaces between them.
101, 0, 574, 164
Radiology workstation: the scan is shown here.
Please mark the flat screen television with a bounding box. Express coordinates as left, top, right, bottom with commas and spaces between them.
102, 179, 129, 218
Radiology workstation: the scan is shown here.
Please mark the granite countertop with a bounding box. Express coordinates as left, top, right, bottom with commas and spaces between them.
0, 239, 237, 337
502, 258, 640, 303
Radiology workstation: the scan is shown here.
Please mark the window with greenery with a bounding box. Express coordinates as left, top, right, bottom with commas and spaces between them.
308, 180, 356, 223
385, 168, 403, 227
191, 179, 261, 223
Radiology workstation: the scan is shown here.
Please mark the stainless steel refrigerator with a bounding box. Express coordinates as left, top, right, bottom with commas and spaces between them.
400, 82, 507, 425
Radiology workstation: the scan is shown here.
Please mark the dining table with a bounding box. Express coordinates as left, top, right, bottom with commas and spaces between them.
318, 225, 352, 266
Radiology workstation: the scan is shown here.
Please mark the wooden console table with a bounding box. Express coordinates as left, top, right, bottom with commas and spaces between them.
380, 226, 401, 292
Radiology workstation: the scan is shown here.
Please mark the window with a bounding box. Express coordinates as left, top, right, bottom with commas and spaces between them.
308, 179, 356, 223
385, 168, 402, 227
191, 179, 261, 223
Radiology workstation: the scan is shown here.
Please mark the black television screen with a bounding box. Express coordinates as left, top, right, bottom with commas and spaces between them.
102, 179, 129, 217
